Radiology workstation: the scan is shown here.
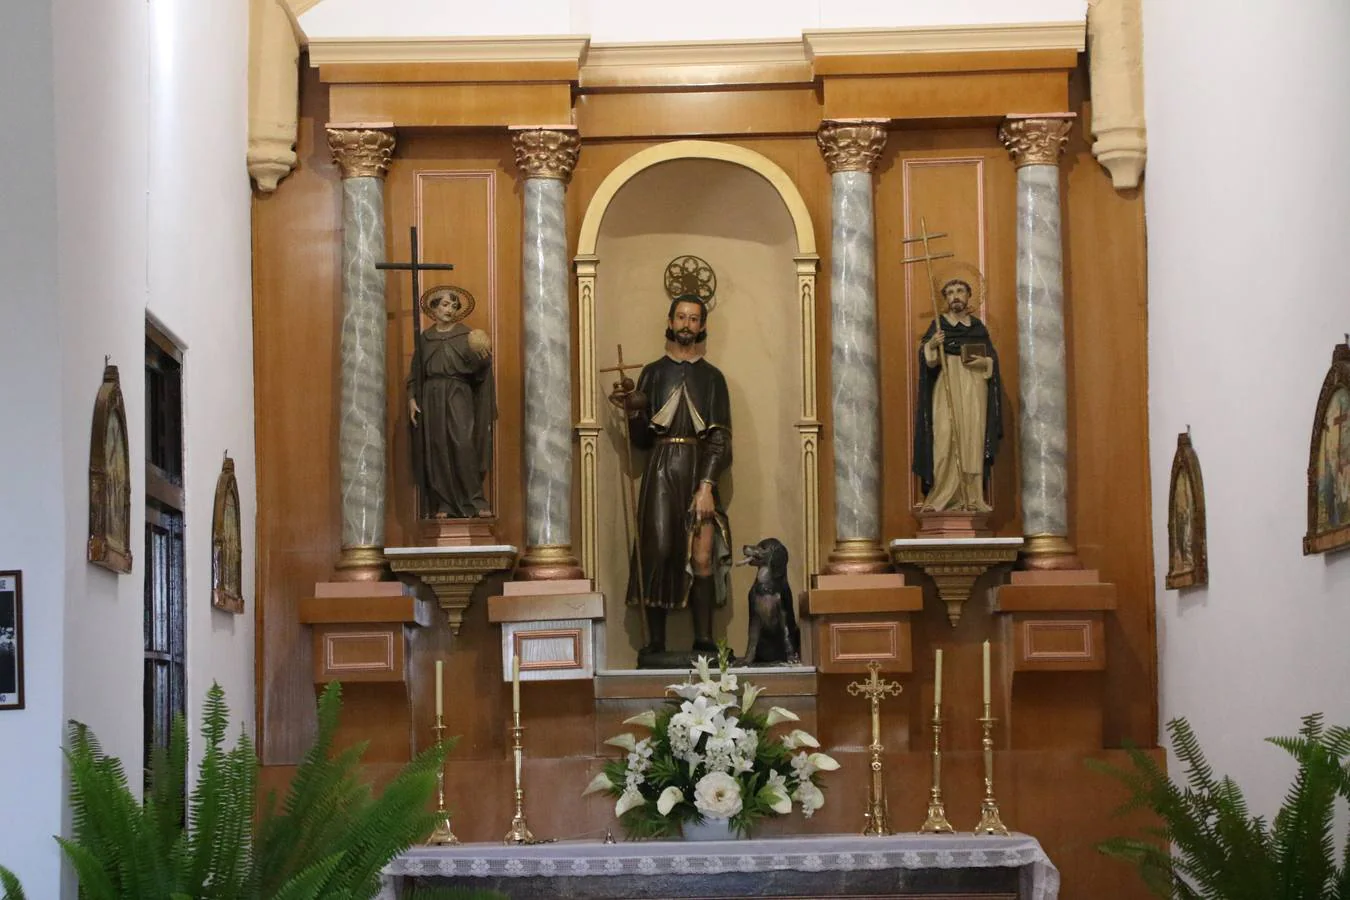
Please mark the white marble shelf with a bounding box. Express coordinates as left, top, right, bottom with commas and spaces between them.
386, 544, 519, 556
889, 537, 1025, 549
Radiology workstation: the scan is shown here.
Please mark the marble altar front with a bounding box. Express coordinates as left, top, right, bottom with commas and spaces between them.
379, 833, 1058, 900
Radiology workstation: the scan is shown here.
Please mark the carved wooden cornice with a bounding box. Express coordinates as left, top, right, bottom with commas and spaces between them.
998, 117, 1074, 168
511, 128, 581, 183
326, 127, 396, 179
816, 120, 889, 174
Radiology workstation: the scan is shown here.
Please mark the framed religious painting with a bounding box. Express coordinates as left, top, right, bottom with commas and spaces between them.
1304, 343, 1350, 555
1165, 432, 1208, 589
0, 571, 24, 710
212, 456, 244, 613
88, 363, 133, 574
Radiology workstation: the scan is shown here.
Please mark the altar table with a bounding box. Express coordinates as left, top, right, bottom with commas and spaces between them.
379, 833, 1059, 900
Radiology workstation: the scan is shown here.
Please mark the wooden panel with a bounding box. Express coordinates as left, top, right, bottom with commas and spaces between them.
575, 88, 823, 139
514, 628, 584, 671
1015, 617, 1106, 672
806, 586, 923, 615
320, 60, 578, 84
329, 83, 572, 127
995, 582, 1117, 612
488, 591, 605, 622
816, 617, 913, 674
298, 594, 423, 624
314, 625, 404, 682
813, 48, 1079, 77
580, 61, 813, 89
594, 669, 818, 700
822, 72, 1069, 120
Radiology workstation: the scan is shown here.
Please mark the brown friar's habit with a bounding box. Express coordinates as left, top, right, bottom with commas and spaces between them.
408, 323, 496, 518
626, 355, 733, 610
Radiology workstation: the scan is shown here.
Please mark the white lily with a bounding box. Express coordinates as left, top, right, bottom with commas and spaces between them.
740, 682, 763, 712
623, 710, 658, 729
604, 733, 637, 753
582, 771, 613, 796
780, 729, 820, 750
666, 681, 703, 701
694, 655, 714, 683
807, 752, 841, 771
764, 706, 800, 727
615, 787, 646, 817
679, 695, 726, 739
657, 785, 684, 816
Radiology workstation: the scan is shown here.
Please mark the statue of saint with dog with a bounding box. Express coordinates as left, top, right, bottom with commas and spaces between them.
608, 261, 733, 669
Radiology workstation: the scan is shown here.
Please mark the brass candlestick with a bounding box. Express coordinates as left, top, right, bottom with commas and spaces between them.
503, 713, 537, 844
974, 705, 1009, 835
919, 704, 954, 833
426, 716, 459, 845
847, 661, 902, 836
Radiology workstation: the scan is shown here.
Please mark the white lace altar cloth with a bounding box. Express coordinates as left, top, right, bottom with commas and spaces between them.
379, 833, 1058, 900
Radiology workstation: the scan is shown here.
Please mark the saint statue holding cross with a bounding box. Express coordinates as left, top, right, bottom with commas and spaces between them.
606, 257, 733, 665
903, 222, 1003, 514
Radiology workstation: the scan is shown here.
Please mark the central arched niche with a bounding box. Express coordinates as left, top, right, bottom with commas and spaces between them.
590, 155, 810, 669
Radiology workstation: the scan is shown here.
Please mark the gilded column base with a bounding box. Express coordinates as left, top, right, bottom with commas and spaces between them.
333, 545, 389, 582
825, 539, 891, 575
1020, 534, 1083, 571
517, 544, 585, 581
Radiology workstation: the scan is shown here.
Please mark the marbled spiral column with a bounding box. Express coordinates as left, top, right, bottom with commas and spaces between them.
817, 120, 891, 574
999, 115, 1083, 570
327, 128, 396, 581
512, 127, 584, 581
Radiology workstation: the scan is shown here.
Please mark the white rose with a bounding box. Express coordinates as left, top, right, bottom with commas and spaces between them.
693, 771, 744, 820
657, 786, 684, 816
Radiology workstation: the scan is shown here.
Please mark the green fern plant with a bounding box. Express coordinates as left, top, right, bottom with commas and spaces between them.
1091, 713, 1350, 900
0, 682, 505, 900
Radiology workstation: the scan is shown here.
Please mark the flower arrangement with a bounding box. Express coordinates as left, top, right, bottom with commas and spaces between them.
584, 646, 838, 838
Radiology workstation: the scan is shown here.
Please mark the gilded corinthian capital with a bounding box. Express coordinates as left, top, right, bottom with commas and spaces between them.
511, 128, 581, 183
816, 120, 889, 174
998, 116, 1074, 168
327, 128, 396, 179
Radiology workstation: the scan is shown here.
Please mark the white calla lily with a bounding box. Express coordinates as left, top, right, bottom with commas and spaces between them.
615, 788, 646, 817
758, 781, 792, 815
781, 729, 820, 750
807, 752, 841, 771
582, 771, 613, 796
740, 682, 763, 712
623, 710, 658, 729
604, 733, 637, 753
764, 706, 800, 727
657, 785, 684, 815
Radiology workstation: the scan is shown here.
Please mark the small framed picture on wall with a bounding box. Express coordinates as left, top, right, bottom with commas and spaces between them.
0, 571, 24, 710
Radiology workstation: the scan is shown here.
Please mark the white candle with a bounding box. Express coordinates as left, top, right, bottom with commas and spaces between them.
512, 656, 521, 715
434, 659, 444, 718
933, 648, 944, 707
982, 640, 991, 705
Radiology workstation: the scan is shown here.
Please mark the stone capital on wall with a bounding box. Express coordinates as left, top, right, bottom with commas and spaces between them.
998, 115, 1075, 169
326, 126, 397, 179
511, 127, 581, 183
816, 119, 889, 175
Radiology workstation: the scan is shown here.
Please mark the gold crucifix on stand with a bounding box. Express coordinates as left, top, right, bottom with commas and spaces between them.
847, 660, 903, 836
901, 218, 975, 511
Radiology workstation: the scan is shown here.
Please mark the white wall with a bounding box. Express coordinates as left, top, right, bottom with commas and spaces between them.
0, 0, 254, 892
300, 0, 1087, 42
1145, 0, 1350, 817
0, 2, 65, 895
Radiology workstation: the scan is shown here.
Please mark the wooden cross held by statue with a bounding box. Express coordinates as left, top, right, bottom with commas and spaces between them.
377, 226, 456, 517
847, 660, 903, 836
901, 217, 974, 509
600, 345, 651, 635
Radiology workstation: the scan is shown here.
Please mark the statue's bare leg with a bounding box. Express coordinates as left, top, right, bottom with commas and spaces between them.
689, 522, 716, 653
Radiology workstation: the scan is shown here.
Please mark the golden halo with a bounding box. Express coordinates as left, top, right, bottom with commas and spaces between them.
663, 255, 718, 314
931, 260, 986, 315
419, 285, 475, 323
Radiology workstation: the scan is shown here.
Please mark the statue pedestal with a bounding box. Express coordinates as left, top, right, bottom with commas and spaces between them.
803, 573, 923, 674
299, 582, 432, 685
386, 544, 518, 634
914, 509, 991, 539
992, 569, 1117, 749
417, 517, 499, 548
487, 580, 604, 681
889, 537, 1023, 626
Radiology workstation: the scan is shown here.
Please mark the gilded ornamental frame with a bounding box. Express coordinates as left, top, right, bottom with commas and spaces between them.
1304, 343, 1350, 555
88, 364, 133, 575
